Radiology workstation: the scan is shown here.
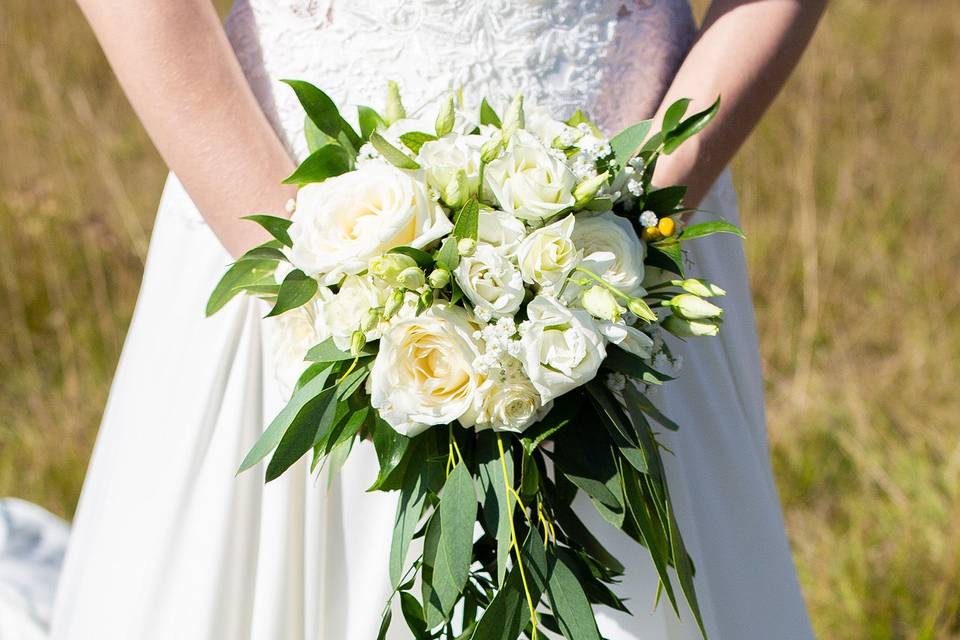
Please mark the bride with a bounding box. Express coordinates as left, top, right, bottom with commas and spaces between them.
44, 1, 825, 638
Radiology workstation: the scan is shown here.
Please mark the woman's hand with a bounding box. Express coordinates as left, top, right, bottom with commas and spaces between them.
75, 0, 298, 258
652, 0, 827, 208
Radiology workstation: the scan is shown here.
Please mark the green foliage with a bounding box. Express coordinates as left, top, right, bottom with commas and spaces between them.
282, 144, 351, 185
369, 132, 420, 169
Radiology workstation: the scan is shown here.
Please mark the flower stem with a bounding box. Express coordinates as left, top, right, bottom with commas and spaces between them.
572, 266, 632, 302
497, 434, 538, 639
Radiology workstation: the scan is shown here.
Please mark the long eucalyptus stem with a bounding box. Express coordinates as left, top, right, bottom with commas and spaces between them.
497, 434, 538, 639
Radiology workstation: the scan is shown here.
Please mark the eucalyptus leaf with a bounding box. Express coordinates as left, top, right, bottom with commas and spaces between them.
602, 345, 675, 384
399, 591, 430, 640
425, 462, 477, 627
369, 417, 411, 491
265, 269, 318, 317
237, 363, 334, 473
546, 552, 602, 640
390, 451, 429, 587
477, 433, 513, 587
265, 384, 337, 481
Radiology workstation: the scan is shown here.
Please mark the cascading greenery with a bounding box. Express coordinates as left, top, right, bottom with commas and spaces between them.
208, 80, 744, 640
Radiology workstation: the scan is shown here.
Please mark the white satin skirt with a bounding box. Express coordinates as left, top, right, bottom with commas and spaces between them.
48, 170, 814, 639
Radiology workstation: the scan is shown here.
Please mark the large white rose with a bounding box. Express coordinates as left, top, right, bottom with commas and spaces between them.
369, 305, 485, 436
516, 214, 579, 294
484, 130, 576, 222
571, 211, 647, 296
288, 164, 452, 285
477, 209, 526, 256
520, 295, 606, 403
315, 275, 388, 351
454, 244, 525, 320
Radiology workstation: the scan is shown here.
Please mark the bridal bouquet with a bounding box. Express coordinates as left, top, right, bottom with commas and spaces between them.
208, 80, 741, 639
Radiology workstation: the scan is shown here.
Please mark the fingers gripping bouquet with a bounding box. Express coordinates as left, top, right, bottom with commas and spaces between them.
208, 80, 742, 639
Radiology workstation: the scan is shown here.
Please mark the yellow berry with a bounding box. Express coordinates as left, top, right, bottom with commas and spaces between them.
642, 226, 662, 242
658, 216, 676, 237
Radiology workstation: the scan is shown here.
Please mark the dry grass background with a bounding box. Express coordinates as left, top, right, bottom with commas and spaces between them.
1, 0, 958, 637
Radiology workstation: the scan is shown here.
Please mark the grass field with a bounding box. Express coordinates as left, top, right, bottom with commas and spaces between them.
1, 1, 958, 637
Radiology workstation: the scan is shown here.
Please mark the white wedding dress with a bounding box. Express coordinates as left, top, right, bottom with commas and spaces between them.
45, 1, 814, 639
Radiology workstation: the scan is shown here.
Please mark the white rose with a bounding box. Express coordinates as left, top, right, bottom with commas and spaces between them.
571, 211, 647, 296
454, 244, 525, 319
265, 300, 323, 397
515, 214, 579, 294
418, 134, 484, 200
315, 275, 388, 351
477, 209, 526, 256
288, 164, 452, 285
598, 321, 654, 360
369, 305, 484, 436
470, 370, 548, 434
520, 295, 606, 403
484, 130, 577, 222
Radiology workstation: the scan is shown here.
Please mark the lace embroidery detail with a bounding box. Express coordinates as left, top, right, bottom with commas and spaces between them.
223, 0, 696, 160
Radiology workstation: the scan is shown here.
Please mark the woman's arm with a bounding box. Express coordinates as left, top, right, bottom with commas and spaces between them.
76, 0, 297, 257
652, 0, 827, 207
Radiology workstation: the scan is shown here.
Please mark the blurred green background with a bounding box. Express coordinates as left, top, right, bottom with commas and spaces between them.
1, 1, 958, 637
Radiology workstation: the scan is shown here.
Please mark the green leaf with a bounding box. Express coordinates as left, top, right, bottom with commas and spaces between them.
647, 240, 685, 277
388, 246, 435, 269
602, 345, 675, 384
585, 380, 648, 474
375, 607, 392, 640
303, 115, 335, 153
305, 337, 376, 363
471, 529, 549, 640
669, 503, 707, 638
205, 259, 276, 317
609, 120, 653, 167
642, 185, 687, 214
452, 198, 480, 241
551, 502, 625, 576
633, 390, 680, 431
281, 79, 342, 139
553, 417, 625, 526
678, 219, 745, 242
477, 433, 513, 587
399, 131, 437, 154
237, 245, 287, 262
265, 385, 338, 481
519, 393, 580, 454
369, 132, 421, 169
661, 98, 691, 134
358, 105, 386, 140
242, 214, 293, 247
480, 98, 502, 127
425, 462, 477, 627
237, 363, 334, 473
546, 552, 602, 640
663, 96, 721, 155
390, 446, 429, 587
369, 417, 411, 491
565, 109, 602, 137
265, 269, 318, 318
434, 236, 460, 271
399, 591, 430, 640
282, 144, 351, 185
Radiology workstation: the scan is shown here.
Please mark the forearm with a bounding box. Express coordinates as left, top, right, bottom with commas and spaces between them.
652, 0, 826, 207
77, 0, 297, 257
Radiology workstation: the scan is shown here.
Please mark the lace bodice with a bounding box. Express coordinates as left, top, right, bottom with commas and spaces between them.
224, 0, 697, 160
